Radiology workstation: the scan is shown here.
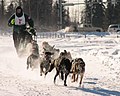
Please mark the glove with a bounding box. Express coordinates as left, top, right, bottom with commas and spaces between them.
8, 23, 13, 27
30, 28, 36, 36
8, 19, 15, 27
11, 19, 15, 25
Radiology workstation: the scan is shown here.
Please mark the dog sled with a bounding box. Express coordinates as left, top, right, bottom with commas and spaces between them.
17, 27, 37, 57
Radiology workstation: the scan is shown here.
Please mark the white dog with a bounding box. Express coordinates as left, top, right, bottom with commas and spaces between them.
41, 41, 60, 60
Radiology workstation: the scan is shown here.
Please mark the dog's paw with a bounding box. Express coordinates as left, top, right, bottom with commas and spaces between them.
64, 83, 67, 86
71, 79, 75, 83
45, 72, 48, 76
78, 83, 83, 87
27, 66, 29, 70
40, 73, 42, 76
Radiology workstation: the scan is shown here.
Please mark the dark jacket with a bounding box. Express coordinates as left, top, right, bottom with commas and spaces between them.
8, 6, 34, 32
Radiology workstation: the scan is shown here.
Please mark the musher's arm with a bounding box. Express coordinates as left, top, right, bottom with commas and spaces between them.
24, 14, 34, 28
24, 14, 36, 36
8, 14, 15, 26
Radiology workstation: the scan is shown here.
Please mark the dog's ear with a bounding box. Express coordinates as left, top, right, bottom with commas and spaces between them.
52, 45, 55, 49
56, 49, 60, 52
60, 52, 64, 55
43, 47, 47, 51
64, 50, 67, 53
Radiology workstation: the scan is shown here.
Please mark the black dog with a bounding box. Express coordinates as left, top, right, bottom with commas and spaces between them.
48, 51, 72, 86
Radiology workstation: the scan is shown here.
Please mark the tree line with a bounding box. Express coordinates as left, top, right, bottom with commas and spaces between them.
0, 0, 70, 31
81, 0, 120, 31
0, 0, 120, 31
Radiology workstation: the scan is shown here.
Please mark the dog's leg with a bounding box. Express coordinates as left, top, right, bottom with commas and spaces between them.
61, 71, 64, 80
27, 57, 30, 69
40, 65, 43, 76
64, 73, 68, 86
27, 64, 29, 69
54, 70, 59, 84
45, 71, 48, 76
48, 61, 55, 72
79, 73, 84, 87
75, 74, 78, 82
71, 74, 73, 79
71, 74, 75, 82
31, 66, 34, 71
30, 63, 32, 69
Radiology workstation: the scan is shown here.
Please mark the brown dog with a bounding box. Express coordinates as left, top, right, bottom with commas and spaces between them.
42, 41, 60, 59
71, 58, 85, 86
47, 50, 72, 86
27, 40, 39, 70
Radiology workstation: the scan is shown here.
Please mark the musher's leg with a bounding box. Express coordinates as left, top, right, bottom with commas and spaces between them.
13, 31, 19, 53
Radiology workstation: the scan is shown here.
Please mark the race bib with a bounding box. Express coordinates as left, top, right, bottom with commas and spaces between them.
15, 13, 25, 25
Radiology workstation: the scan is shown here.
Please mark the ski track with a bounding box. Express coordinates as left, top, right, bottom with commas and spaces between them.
0, 36, 120, 96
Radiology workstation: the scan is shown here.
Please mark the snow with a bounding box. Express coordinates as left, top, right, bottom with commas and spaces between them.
0, 32, 120, 96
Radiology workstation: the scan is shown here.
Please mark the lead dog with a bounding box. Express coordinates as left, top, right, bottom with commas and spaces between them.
71, 58, 85, 86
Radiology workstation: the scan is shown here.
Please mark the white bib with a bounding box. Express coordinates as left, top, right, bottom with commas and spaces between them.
15, 13, 25, 25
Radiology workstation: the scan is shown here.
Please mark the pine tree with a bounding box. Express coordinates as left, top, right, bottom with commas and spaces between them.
82, 0, 105, 28
81, 0, 91, 25
106, 0, 115, 25
22, 0, 53, 30
6, 2, 15, 18
114, 0, 120, 23
92, 0, 105, 27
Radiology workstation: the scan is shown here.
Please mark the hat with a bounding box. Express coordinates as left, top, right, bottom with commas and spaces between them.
16, 6, 23, 17
16, 6, 22, 10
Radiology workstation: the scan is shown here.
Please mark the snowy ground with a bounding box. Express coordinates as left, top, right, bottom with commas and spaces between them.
0, 33, 120, 96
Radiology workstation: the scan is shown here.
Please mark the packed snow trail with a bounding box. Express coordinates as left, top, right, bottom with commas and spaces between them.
0, 36, 120, 96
